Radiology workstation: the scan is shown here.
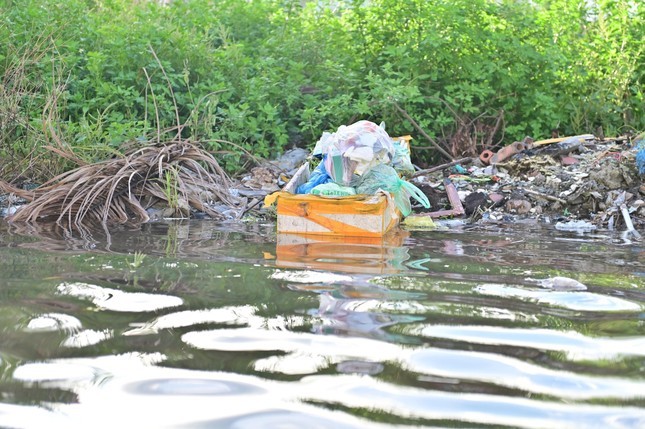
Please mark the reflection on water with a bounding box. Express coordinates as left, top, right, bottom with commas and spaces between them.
0, 219, 643, 428
274, 231, 411, 274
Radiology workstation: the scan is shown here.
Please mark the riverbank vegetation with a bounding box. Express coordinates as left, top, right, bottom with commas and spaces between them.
1, 0, 642, 181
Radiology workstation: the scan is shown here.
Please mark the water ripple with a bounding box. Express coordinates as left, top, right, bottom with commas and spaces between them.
56, 282, 183, 312
409, 324, 645, 360
24, 313, 82, 333
406, 347, 645, 399
475, 283, 642, 312
123, 305, 257, 336
302, 374, 645, 429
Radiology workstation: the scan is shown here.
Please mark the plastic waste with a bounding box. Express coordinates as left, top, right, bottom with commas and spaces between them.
391, 139, 415, 176
635, 135, 645, 175
356, 164, 430, 216
554, 220, 596, 232
275, 148, 310, 172
637, 148, 645, 175
401, 215, 436, 229
451, 164, 468, 174
296, 162, 331, 194
558, 134, 595, 145
310, 182, 356, 197
535, 276, 587, 291
541, 134, 594, 157
313, 120, 395, 186
0, 206, 18, 218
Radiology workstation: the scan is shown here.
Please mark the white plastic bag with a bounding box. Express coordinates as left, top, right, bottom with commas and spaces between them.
316, 120, 395, 186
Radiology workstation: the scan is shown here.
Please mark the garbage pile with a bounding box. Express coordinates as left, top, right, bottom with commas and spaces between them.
1, 123, 642, 233
293, 120, 429, 216
410, 134, 645, 231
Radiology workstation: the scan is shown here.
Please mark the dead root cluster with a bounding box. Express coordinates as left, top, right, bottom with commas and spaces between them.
0, 141, 242, 231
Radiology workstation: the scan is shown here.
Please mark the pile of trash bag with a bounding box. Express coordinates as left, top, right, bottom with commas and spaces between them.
296, 120, 429, 216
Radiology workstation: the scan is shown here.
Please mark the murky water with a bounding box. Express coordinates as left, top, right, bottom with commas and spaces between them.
0, 219, 643, 428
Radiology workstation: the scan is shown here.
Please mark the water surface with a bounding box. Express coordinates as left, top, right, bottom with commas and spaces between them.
0, 219, 643, 428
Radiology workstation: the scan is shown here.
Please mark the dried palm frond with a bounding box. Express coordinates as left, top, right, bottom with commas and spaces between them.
6, 141, 242, 230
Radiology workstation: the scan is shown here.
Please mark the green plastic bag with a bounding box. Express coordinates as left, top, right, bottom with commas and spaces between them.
356, 164, 430, 216
310, 182, 356, 197
392, 140, 415, 176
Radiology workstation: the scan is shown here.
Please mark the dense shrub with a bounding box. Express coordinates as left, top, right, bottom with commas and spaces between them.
0, 0, 642, 178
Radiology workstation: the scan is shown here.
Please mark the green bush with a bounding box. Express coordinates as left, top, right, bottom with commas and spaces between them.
0, 0, 642, 179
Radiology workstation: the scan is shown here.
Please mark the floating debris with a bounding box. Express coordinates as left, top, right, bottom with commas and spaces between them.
534, 276, 588, 291
555, 220, 597, 232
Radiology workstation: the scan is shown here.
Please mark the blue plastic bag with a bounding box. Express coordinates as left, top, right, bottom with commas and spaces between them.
636, 136, 645, 175
296, 162, 331, 194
